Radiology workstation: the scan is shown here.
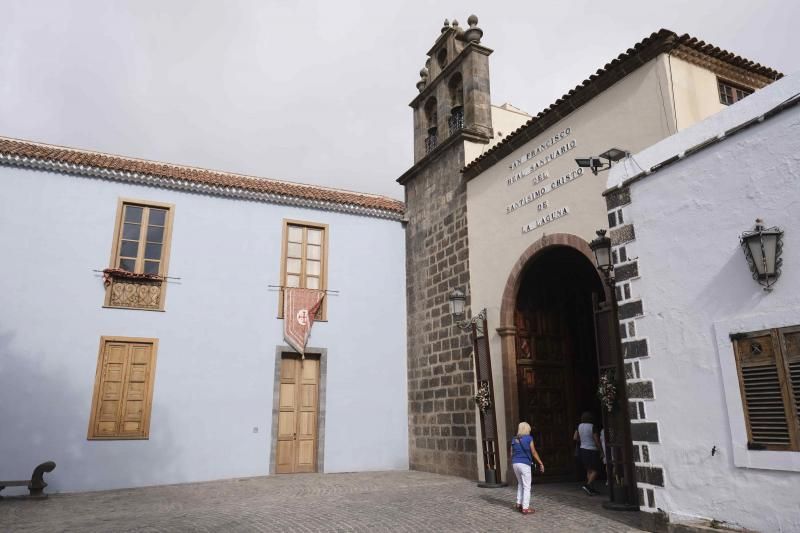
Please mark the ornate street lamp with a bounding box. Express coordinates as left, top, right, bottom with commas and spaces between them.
448, 288, 486, 334
446, 288, 500, 488
740, 219, 783, 292
590, 229, 614, 276
448, 287, 466, 318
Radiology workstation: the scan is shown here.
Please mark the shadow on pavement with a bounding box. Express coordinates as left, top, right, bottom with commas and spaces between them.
536, 482, 645, 530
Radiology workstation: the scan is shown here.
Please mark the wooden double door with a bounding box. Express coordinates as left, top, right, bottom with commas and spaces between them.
276, 355, 320, 474
515, 287, 600, 481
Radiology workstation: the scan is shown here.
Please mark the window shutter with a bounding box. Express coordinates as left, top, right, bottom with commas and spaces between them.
779, 328, 800, 445
733, 332, 793, 450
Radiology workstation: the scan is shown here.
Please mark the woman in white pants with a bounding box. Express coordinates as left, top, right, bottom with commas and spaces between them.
509, 421, 545, 514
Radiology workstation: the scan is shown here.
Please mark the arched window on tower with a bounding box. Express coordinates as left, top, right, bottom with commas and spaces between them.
437, 48, 448, 70
424, 97, 438, 153
448, 73, 464, 135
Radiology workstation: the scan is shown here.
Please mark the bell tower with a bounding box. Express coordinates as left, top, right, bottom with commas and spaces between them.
410, 15, 494, 162
398, 15, 494, 480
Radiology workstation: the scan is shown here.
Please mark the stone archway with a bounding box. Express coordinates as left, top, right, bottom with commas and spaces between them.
496, 233, 611, 474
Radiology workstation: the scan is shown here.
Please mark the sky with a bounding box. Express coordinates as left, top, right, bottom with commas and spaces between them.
2, 1, 798, 200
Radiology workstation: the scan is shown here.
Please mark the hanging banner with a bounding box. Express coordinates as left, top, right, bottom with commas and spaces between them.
283, 288, 325, 356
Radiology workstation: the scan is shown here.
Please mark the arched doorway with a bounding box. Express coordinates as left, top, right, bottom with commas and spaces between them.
498, 234, 612, 482
515, 246, 606, 480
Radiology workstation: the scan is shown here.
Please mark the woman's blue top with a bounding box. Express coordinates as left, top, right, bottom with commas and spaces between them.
511, 435, 533, 465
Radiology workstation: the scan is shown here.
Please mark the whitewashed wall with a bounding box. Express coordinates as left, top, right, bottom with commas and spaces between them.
0, 168, 408, 493
613, 76, 800, 531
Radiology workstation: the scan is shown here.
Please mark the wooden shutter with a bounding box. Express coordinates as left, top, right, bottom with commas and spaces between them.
276, 357, 298, 473
295, 358, 319, 473
733, 331, 794, 450
778, 327, 800, 447
89, 338, 158, 439
92, 342, 129, 437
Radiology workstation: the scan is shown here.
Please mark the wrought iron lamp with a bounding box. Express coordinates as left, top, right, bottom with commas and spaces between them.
590, 229, 614, 280
740, 219, 783, 292
446, 287, 501, 488
448, 288, 486, 334
575, 148, 628, 176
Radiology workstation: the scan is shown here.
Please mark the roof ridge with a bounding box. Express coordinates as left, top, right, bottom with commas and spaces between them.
0, 136, 405, 218
462, 28, 783, 176
0, 135, 397, 200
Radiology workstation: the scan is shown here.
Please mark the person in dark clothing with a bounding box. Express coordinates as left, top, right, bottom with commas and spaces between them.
574, 411, 603, 495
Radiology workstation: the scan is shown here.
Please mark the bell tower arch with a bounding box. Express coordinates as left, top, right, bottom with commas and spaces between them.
410, 15, 494, 162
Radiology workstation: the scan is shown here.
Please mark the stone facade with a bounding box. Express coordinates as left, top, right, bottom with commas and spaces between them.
403, 142, 477, 478
400, 16, 494, 480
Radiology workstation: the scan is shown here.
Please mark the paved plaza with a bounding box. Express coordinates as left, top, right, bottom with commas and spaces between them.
0, 470, 646, 532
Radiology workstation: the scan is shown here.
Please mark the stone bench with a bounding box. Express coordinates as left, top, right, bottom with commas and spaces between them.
0, 461, 56, 498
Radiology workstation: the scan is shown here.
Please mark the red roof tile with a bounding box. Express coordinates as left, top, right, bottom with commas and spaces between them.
0, 136, 405, 217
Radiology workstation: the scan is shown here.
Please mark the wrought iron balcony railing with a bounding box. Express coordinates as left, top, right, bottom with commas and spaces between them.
448, 108, 464, 135
424, 133, 438, 154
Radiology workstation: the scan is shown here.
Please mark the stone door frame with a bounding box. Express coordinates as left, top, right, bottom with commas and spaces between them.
496, 233, 612, 477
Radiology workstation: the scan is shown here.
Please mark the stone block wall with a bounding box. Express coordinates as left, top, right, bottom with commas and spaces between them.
606, 186, 664, 510
404, 143, 477, 479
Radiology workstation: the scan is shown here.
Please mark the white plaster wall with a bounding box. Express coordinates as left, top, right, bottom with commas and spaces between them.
668, 55, 728, 131
621, 100, 800, 531
0, 168, 408, 493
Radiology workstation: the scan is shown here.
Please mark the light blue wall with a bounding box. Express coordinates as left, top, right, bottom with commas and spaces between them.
0, 166, 408, 493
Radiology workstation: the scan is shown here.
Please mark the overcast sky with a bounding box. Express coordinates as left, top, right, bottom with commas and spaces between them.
2, 1, 798, 200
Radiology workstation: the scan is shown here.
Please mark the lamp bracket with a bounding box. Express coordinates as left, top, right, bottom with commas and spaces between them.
455, 308, 487, 335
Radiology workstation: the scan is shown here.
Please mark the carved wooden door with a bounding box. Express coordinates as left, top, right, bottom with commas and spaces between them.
516, 309, 575, 479
276, 355, 319, 473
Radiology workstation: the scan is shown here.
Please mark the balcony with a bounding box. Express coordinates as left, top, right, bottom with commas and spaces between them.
448, 107, 464, 135
424, 130, 438, 154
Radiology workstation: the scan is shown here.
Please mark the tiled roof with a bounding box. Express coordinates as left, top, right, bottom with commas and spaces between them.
0, 136, 405, 219
463, 29, 783, 178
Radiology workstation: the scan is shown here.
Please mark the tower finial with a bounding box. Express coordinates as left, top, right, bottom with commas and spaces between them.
416, 66, 429, 92
464, 14, 483, 42
441, 19, 450, 33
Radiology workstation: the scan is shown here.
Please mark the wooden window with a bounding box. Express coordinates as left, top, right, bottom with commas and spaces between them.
88, 337, 158, 440
105, 199, 175, 310
279, 220, 329, 320
111, 200, 174, 275
732, 326, 800, 451
718, 79, 753, 106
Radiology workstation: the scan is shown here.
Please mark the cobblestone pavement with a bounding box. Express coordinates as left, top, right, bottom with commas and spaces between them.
0, 471, 645, 532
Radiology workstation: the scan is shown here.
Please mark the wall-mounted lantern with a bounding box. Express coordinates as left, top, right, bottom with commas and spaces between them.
590, 229, 614, 279
448, 287, 467, 319
447, 287, 499, 488
448, 287, 486, 334
740, 218, 783, 292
